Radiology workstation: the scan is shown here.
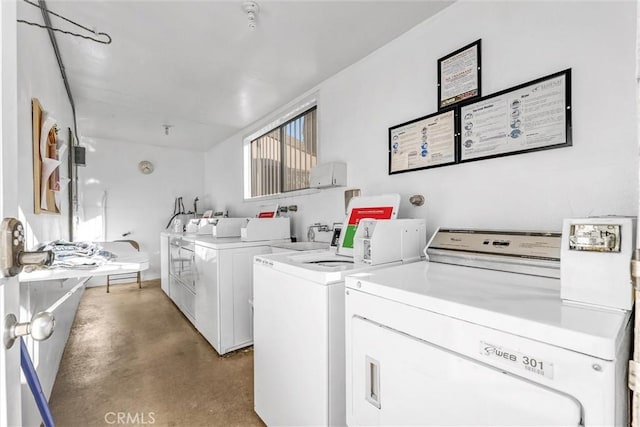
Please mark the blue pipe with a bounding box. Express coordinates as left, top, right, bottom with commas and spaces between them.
20, 338, 55, 427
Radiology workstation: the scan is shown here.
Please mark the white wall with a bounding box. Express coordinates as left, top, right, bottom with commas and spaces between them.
205, 0, 638, 239
16, 3, 76, 424
77, 138, 204, 281
16, 1, 206, 283
17, 1, 73, 247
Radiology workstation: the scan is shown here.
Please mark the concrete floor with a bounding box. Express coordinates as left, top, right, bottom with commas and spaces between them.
49, 280, 265, 427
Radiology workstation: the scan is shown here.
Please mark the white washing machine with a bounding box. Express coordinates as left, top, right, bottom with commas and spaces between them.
345, 228, 631, 426
253, 194, 429, 426
162, 216, 291, 355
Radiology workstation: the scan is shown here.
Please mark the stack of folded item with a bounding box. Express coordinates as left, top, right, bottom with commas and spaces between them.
36, 241, 115, 269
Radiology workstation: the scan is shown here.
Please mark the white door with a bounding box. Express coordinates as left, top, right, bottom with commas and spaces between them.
350, 317, 583, 426
0, 1, 23, 426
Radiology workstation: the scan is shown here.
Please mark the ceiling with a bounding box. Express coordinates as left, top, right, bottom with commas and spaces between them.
23, 0, 454, 151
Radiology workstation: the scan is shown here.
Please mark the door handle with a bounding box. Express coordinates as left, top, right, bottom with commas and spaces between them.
3, 311, 55, 349
365, 356, 381, 409
1, 218, 54, 277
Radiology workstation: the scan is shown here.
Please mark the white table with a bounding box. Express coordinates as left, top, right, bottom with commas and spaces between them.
19, 241, 149, 282
18, 242, 149, 426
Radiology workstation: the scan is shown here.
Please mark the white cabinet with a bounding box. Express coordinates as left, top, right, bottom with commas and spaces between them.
309, 162, 347, 188
195, 243, 271, 354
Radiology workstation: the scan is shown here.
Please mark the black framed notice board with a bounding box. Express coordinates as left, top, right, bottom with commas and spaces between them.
459, 69, 571, 163
389, 108, 458, 175
388, 68, 572, 174
438, 39, 482, 110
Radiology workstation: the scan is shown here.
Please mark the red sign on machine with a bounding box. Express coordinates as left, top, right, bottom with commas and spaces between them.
342, 206, 395, 248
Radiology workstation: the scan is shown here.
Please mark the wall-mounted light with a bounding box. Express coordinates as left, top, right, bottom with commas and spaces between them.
138, 160, 154, 175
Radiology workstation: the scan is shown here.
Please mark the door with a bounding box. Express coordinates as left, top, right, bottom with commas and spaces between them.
1, 1, 23, 426
349, 317, 583, 426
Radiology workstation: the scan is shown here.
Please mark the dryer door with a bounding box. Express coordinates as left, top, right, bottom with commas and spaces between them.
350, 317, 583, 426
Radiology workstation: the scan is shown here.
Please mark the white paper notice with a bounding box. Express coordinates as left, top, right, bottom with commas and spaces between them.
390, 110, 456, 173
440, 44, 479, 107
460, 74, 567, 161
40, 157, 61, 209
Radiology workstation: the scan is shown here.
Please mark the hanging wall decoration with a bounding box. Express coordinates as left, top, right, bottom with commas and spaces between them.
32, 98, 64, 214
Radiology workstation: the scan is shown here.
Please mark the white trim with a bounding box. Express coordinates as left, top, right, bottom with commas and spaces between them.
242, 91, 319, 142
245, 95, 317, 143
243, 188, 320, 203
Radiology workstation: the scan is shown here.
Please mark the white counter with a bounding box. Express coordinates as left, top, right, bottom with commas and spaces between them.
19, 242, 149, 427
19, 241, 149, 282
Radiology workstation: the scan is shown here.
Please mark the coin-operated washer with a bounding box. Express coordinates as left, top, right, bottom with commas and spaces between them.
253, 193, 427, 427
345, 218, 634, 426
166, 206, 291, 355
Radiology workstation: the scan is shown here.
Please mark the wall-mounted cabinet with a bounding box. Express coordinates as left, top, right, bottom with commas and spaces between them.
309, 162, 347, 188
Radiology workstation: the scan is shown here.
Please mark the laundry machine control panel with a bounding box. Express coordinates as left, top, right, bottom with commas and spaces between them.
561, 216, 636, 310
426, 228, 562, 278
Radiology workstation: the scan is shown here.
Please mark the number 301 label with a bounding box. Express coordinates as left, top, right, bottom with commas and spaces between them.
479, 341, 554, 379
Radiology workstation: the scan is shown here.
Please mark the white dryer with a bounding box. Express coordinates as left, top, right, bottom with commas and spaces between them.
345, 229, 631, 426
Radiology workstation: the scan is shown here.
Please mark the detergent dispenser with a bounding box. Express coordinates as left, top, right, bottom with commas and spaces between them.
353, 218, 426, 265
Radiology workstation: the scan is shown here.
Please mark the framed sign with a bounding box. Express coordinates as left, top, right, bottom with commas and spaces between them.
459, 69, 571, 163
438, 39, 481, 109
389, 108, 458, 175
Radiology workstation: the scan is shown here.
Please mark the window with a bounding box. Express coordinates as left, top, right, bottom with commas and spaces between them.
249, 106, 317, 198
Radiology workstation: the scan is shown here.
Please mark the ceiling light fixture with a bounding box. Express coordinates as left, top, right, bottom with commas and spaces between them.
163, 124, 172, 136
242, 1, 259, 30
